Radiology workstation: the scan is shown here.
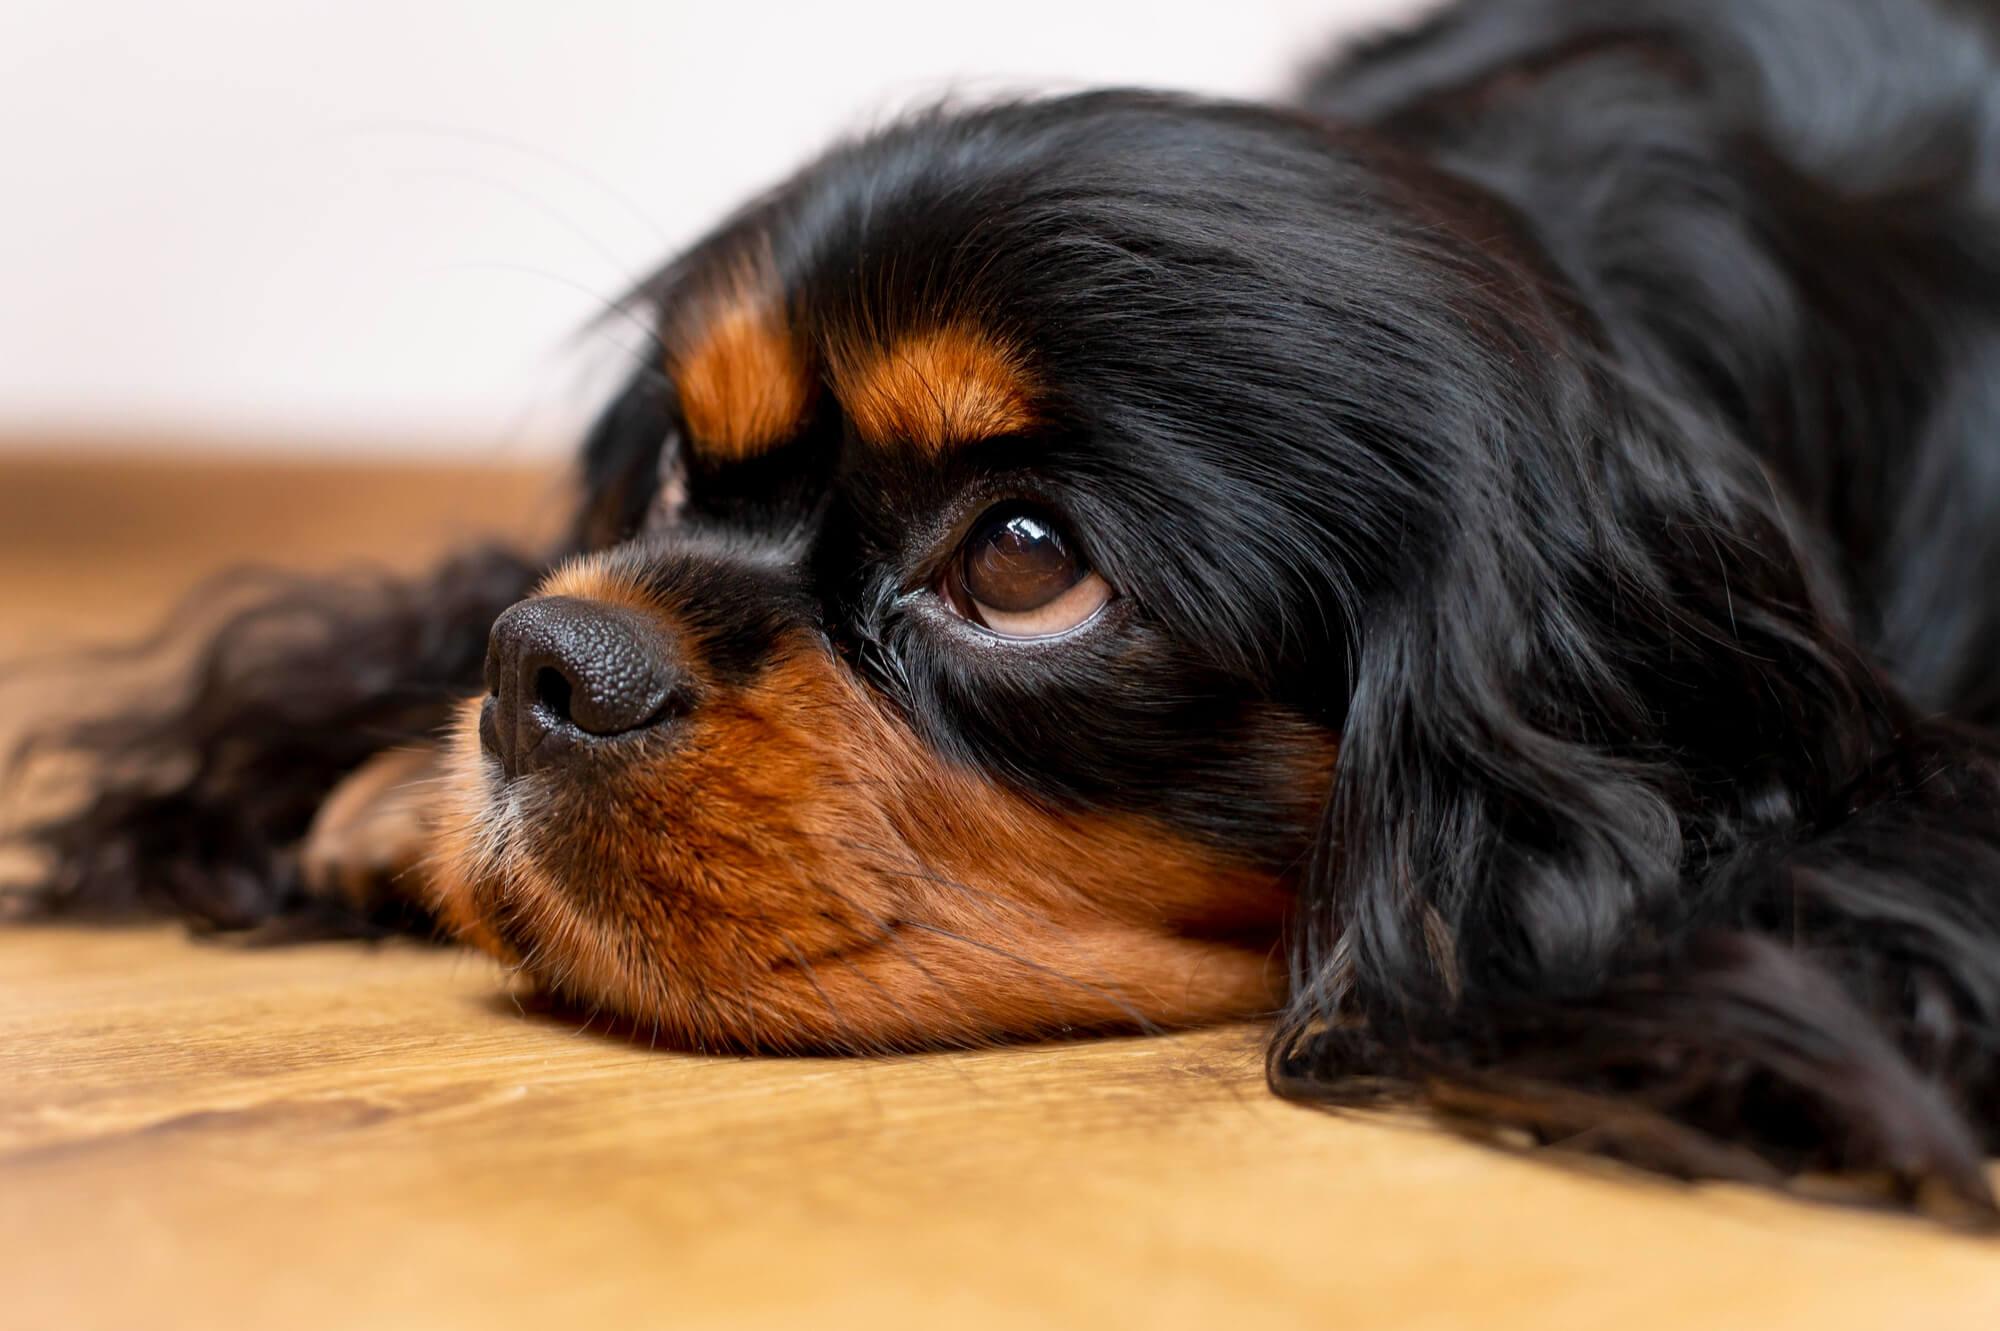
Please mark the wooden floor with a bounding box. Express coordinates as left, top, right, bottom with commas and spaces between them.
3, 452, 1998, 1330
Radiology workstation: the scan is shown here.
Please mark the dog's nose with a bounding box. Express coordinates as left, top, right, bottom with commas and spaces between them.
481, 595, 689, 777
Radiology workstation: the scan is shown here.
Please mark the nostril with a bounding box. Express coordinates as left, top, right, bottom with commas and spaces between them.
481, 594, 690, 776
533, 666, 575, 725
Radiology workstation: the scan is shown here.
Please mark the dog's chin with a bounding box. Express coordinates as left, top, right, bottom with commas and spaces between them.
420, 659, 1302, 1053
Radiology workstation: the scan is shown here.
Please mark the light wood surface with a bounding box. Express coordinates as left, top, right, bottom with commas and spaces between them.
3, 452, 1998, 1331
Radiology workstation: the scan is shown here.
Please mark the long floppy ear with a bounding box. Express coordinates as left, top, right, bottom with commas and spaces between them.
6, 545, 541, 931
1272, 391, 2000, 1218
4, 369, 677, 932
1, 357, 680, 927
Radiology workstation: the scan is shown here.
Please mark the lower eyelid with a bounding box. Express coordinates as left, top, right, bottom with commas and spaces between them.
971, 572, 1113, 639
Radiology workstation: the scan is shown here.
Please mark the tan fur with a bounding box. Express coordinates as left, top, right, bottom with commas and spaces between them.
300, 746, 441, 910
534, 559, 665, 615
830, 324, 1037, 452
422, 699, 518, 961
669, 262, 815, 461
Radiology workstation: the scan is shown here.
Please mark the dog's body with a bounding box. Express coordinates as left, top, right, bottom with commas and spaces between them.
19, 0, 2000, 1215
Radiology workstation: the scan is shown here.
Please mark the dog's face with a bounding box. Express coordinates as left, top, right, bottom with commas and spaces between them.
425, 94, 1555, 1050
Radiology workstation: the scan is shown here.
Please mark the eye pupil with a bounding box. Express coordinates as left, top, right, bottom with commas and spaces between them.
963, 506, 1084, 614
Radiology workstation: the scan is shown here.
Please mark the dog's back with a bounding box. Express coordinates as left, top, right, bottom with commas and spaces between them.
1310, 0, 2000, 722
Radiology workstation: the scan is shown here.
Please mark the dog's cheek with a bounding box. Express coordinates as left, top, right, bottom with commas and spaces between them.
548, 653, 934, 978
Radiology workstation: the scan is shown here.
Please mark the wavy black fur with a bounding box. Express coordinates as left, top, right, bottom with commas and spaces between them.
11, 0, 2000, 1217
1271, 0, 2000, 1215
9, 546, 542, 931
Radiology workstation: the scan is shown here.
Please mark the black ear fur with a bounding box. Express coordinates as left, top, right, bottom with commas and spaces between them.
5, 546, 541, 931
1271, 385, 2000, 1217
4, 364, 678, 932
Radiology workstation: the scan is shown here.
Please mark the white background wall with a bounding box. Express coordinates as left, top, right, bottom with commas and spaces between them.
0, 0, 1430, 457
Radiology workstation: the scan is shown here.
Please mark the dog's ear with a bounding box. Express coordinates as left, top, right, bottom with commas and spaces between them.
1272, 394, 2000, 1216
7, 547, 542, 931
6, 364, 683, 931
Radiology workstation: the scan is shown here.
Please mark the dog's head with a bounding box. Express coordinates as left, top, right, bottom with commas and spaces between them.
426, 93, 1594, 1049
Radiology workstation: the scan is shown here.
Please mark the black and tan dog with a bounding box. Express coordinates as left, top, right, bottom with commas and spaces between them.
19, 0, 2000, 1215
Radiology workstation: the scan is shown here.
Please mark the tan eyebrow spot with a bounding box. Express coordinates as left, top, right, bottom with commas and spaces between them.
831, 324, 1036, 452
669, 271, 814, 462
534, 557, 660, 615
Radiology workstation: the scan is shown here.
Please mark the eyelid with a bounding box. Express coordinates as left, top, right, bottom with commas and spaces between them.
967, 571, 1113, 639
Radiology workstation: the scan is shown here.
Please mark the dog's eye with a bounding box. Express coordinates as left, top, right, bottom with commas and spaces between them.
949, 503, 1112, 638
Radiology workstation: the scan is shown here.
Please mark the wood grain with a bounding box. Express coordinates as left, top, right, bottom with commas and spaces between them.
2, 451, 1997, 1331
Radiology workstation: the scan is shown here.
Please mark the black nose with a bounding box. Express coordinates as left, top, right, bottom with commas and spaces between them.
481, 595, 690, 777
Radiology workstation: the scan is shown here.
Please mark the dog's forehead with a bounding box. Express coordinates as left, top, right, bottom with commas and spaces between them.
662, 242, 1039, 468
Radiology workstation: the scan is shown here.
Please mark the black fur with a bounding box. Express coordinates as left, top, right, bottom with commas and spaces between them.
12, 0, 2000, 1217
1275, 0, 2000, 1215
10, 548, 543, 930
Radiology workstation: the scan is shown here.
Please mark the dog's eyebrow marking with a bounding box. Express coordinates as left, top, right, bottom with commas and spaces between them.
831, 323, 1036, 452
535, 558, 662, 616
670, 269, 815, 462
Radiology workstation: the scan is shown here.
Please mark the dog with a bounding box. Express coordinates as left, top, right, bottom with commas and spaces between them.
16, 0, 2000, 1218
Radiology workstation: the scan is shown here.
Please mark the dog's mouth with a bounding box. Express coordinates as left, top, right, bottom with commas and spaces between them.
416, 562, 1311, 1052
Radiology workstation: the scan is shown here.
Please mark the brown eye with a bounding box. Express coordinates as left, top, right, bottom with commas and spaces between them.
952, 504, 1112, 638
